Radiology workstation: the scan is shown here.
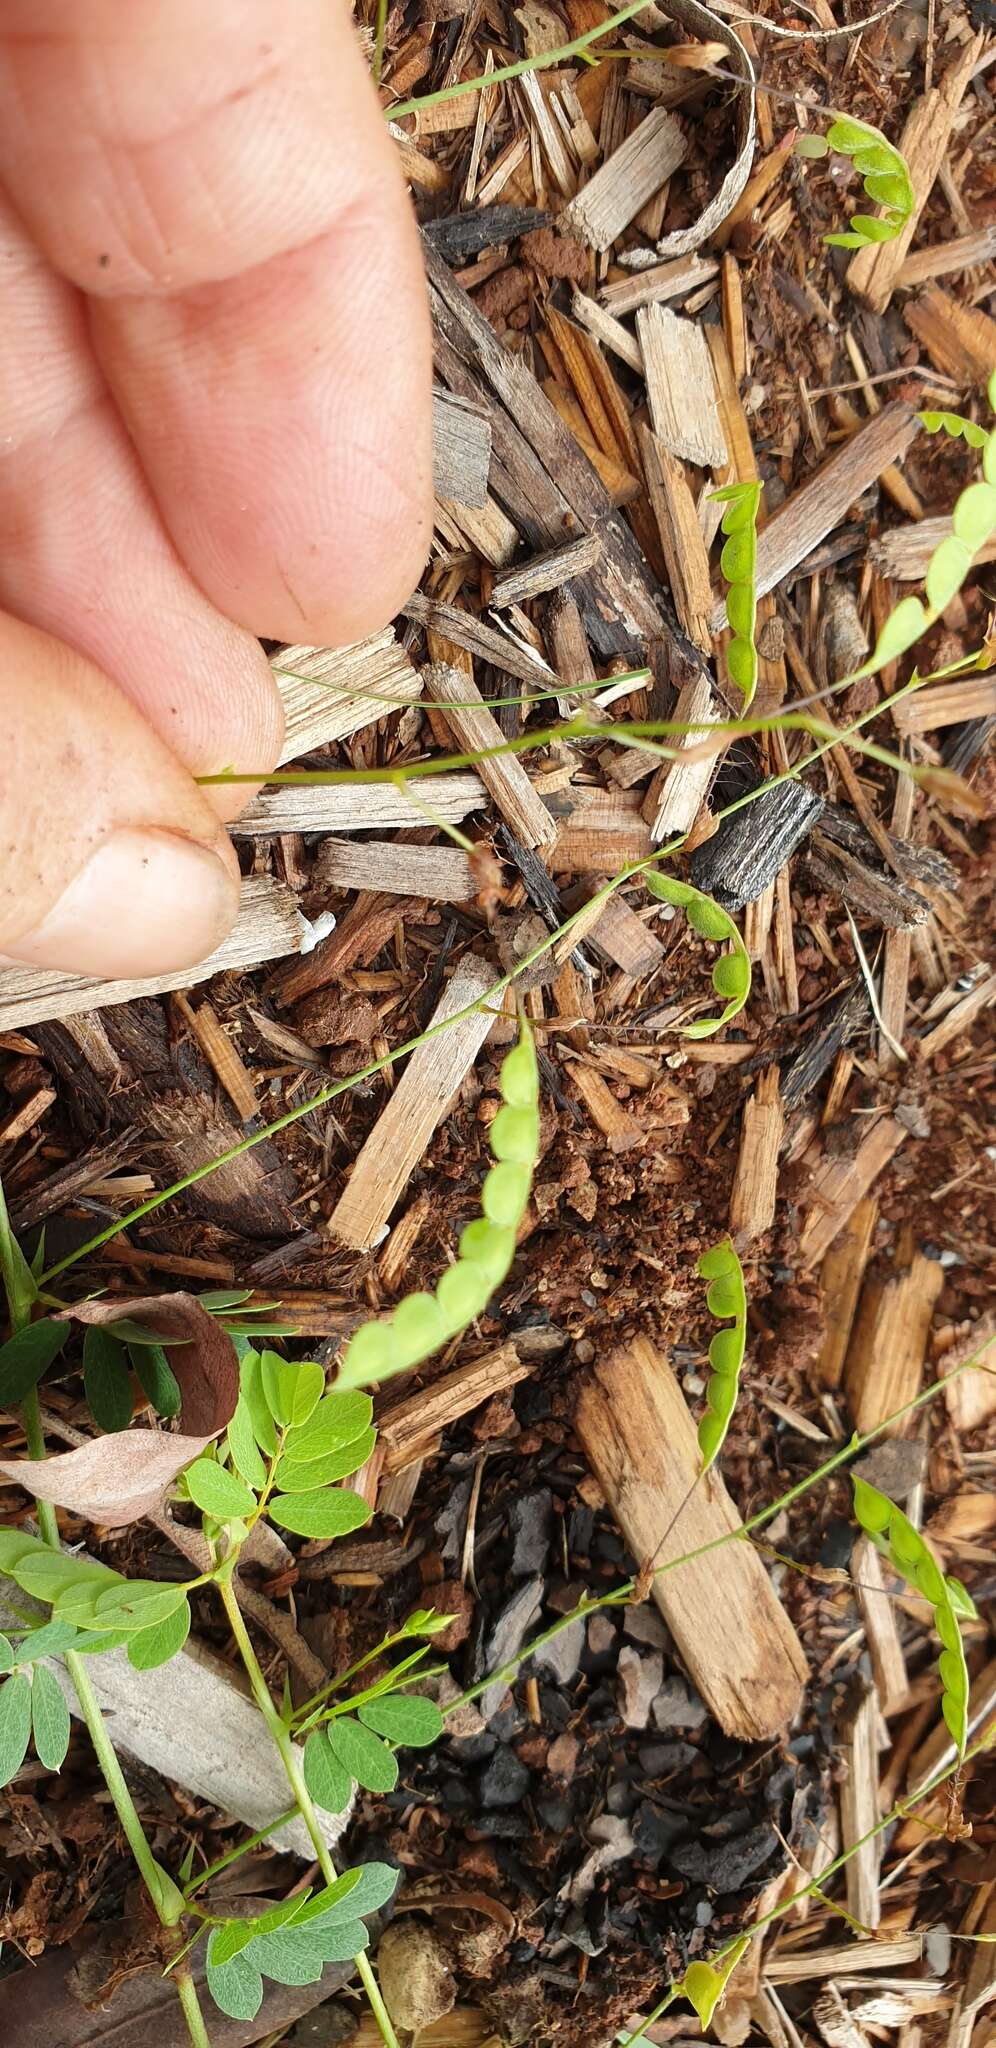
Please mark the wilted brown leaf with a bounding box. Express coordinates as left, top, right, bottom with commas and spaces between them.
0, 1293, 239, 1527
0, 1429, 215, 1528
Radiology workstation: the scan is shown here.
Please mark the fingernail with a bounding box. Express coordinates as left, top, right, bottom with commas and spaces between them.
8, 827, 239, 978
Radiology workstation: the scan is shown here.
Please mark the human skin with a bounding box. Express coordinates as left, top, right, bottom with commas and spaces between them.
0, 0, 433, 978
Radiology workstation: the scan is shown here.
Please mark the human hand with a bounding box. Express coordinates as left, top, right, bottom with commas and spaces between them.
0, 1, 433, 980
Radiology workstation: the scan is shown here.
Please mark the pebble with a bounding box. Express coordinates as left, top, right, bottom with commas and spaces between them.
623, 1604, 669, 1650
478, 1576, 544, 1719
633, 1800, 684, 1867
534, 1616, 584, 1687
509, 1488, 554, 1576
478, 1747, 532, 1809
651, 1676, 708, 1732
587, 1612, 618, 1656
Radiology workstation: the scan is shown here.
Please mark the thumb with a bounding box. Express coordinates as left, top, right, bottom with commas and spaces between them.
0, 611, 240, 978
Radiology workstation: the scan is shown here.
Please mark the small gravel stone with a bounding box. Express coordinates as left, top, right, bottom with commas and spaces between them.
623, 1604, 669, 1650
508, 1488, 553, 1576
479, 1747, 531, 1809
651, 1676, 708, 1732
479, 1576, 544, 1719
587, 1612, 618, 1656
638, 1740, 699, 1776
618, 1646, 664, 1729
633, 1801, 684, 1867
534, 1616, 584, 1687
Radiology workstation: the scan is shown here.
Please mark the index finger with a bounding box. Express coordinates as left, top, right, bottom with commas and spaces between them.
0, 0, 433, 651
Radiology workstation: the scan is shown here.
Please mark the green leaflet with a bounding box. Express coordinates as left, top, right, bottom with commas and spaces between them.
357, 1692, 444, 1747
128, 1341, 181, 1420
679, 1937, 751, 2030
696, 1241, 747, 1472
238, 1347, 277, 1456
643, 872, 751, 1038
126, 1598, 191, 1671
184, 1457, 257, 1523
302, 1728, 354, 1813
273, 1427, 377, 1491
822, 115, 914, 249
852, 1476, 971, 1756
336, 1019, 539, 1393
326, 1714, 399, 1793
0, 1671, 32, 1786
261, 1351, 325, 1428
280, 1390, 374, 1464
712, 482, 762, 709
29, 1664, 71, 1770
268, 1488, 371, 1540
205, 1943, 263, 2022
82, 1327, 133, 1433
0, 1319, 69, 1407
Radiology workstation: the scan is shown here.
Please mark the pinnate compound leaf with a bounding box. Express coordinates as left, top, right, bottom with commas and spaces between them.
126, 1597, 191, 1671
269, 1488, 371, 1540
644, 871, 751, 1038
29, 1664, 70, 1770
0, 1319, 69, 1407
358, 1694, 444, 1747
918, 410, 989, 450
302, 1729, 353, 1813
852, 1476, 970, 1755
82, 1328, 133, 1433
695, 1240, 747, 1473
184, 1457, 256, 1522
206, 1942, 264, 2023
0, 1672, 32, 1786
336, 1019, 539, 1393
326, 1715, 399, 1793
822, 114, 913, 248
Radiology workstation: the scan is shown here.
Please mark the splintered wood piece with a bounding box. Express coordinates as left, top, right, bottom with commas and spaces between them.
765, 1936, 922, 1985
327, 956, 497, 1250
846, 35, 984, 314
569, 289, 644, 374
551, 821, 654, 874
917, 968, 996, 1059
905, 284, 996, 388
709, 404, 920, 629
567, 1060, 645, 1149
641, 674, 719, 841
272, 631, 422, 759
601, 254, 719, 317
843, 1248, 944, 1435
581, 892, 666, 977
575, 1335, 808, 1739
638, 426, 714, 650
637, 304, 728, 469
729, 1065, 783, 1242
314, 839, 476, 903
235, 774, 487, 837
689, 781, 824, 911
273, 892, 417, 1007
895, 223, 996, 288
870, 514, 996, 582
432, 385, 493, 508
0, 878, 305, 1032
563, 108, 688, 252
420, 661, 557, 850
491, 533, 603, 608
405, 596, 553, 687
838, 1681, 883, 1931
376, 1342, 532, 1471
0, 1086, 56, 1147
813, 1198, 878, 1391
172, 995, 258, 1122
852, 1534, 909, 1716
798, 1115, 908, 1268
940, 1317, 996, 1432
892, 676, 996, 733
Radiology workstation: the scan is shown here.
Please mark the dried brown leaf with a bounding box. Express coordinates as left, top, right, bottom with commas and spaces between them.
69, 1293, 239, 1433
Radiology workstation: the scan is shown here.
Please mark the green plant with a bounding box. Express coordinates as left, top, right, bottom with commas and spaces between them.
855, 369, 996, 678
809, 114, 915, 248
711, 482, 762, 706
852, 1475, 976, 1755
643, 873, 752, 1038
695, 1241, 747, 1472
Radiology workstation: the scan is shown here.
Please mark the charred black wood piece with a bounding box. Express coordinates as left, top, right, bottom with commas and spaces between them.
779, 980, 871, 1111
689, 781, 825, 910
424, 206, 550, 264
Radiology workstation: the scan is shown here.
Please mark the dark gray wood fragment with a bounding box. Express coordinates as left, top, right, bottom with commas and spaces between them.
424, 205, 550, 263
689, 782, 825, 910
780, 981, 872, 1112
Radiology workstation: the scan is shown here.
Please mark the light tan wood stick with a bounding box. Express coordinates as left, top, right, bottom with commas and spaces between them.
421, 660, 557, 850
327, 955, 498, 1251
847, 35, 984, 314
575, 1333, 808, 1741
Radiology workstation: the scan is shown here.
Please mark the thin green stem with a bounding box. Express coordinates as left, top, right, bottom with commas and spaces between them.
387, 0, 655, 117
174, 1970, 214, 2048
216, 1580, 400, 2048
373, 0, 388, 85
38, 666, 935, 1292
